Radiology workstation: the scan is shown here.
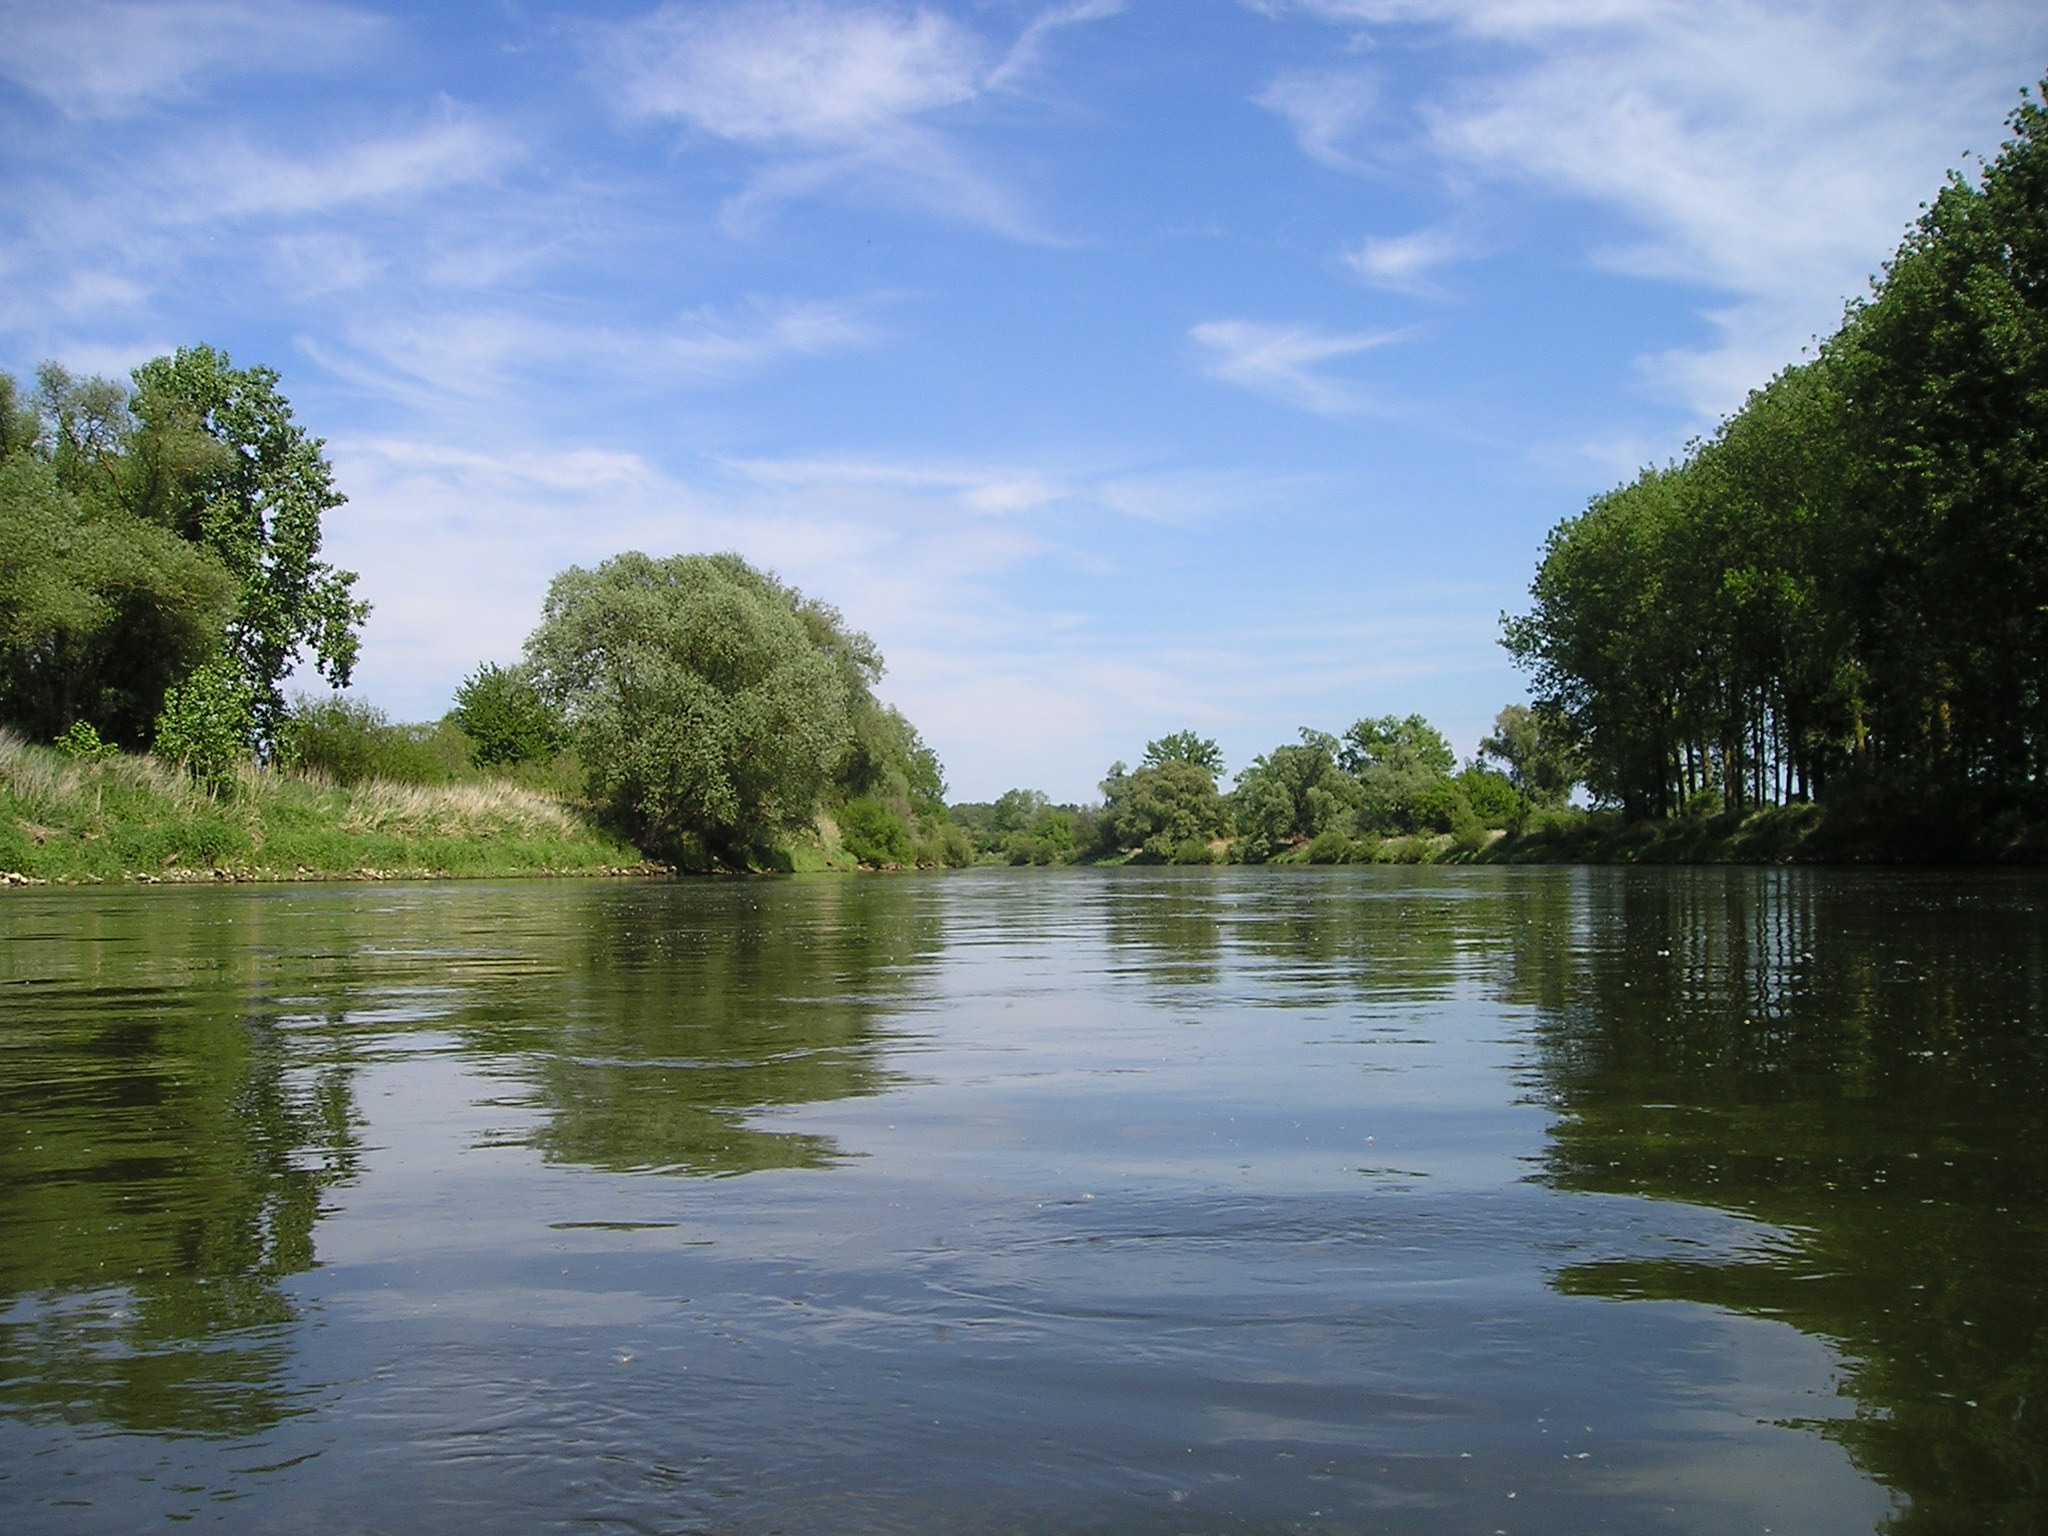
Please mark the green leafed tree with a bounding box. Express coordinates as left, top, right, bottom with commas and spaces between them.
1101, 758, 1232, 861
127, 347, 368, 749
1477, 704, 1581, 808
450, 662, 565, 768
0, 445, 236, 747
1143, 730, 1225, 774
1339, 715, 1459, 834
1230, 731, 1360, 860
524, 551, 866, 868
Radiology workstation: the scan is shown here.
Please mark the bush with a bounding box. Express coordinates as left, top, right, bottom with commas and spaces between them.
152, 657, 254, 784
451, 663, 563, 767
915, 820, 976, 868
839, 795, 913, 865
56, 720, 118, 762
279, 694, 457, 786
1456, 765, 1523, 829
1306, 827, 1352, 863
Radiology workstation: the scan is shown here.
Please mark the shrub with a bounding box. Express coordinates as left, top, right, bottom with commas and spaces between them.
56, 720, 118, 762
1306, 827, 1352, 863
839, 795, 913, 865
1456, 765, 1524, 829
152, 657, 254, 784
279, 695, 456, 786
451, 662, 564, 768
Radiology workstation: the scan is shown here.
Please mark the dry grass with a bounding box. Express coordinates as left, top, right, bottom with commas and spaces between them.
0, 729, 203, 819
339, 777, 584, 839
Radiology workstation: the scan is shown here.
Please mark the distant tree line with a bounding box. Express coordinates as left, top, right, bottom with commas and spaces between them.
953, 709, 1577, 867
1505, 83, 2048, 835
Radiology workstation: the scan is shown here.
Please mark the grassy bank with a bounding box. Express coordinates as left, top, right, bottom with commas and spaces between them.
0, 733, 652, 885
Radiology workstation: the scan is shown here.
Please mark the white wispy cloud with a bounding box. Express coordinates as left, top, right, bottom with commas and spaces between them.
1343, 224, 1475, 295
595, 0, 1118, 237
1257, 70, 1379, 171
1265, 0, 2048, 414
605, 1, 986, 147
1190, 319, 1404, 415
0, 0, 385, 120
326, 432, 1496, 798
161, 110, 519, 223
988, 0, 1129, 90
318, 297, 880, 405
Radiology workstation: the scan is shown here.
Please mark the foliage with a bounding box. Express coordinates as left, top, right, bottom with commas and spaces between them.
451, 663, 564, 768
1101, 758, 1231, 860
835, 697, 951, 864
1143, 730, 1225, 774
0, 350, 364, 758
946, 789, 1090, 865
524, 551, 867, 868
127, 347, 368, 748
1478, 704, 1580, 807
1340, 715, 1463, 834
151, 657, 256, 784
838, 795, 914, 866
56, 720, 119, 762
1455, 764, 1523, 829
277, 694, 472, 787
0, 451, 237, 746
1004, 806, 1080, 865
1504, 81, 2048, 827
1231, 731, 1361, 860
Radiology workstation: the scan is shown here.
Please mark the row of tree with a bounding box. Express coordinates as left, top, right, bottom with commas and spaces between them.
1505, 82, 2048, 828
956, 709, 1576, 867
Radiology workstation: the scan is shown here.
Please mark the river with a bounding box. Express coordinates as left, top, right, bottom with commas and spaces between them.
2, 867, 2043, 1533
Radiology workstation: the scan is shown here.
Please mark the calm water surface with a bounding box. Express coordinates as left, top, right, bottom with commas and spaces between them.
2, 867, 2045, 1533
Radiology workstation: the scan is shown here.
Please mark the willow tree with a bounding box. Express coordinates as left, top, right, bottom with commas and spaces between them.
525, 551, 869, 867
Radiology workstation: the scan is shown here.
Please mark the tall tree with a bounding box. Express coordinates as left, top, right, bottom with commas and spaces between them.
128, 347, 367, 749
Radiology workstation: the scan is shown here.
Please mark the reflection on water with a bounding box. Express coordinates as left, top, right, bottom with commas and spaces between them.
453, 881, 944, 1176
0, 882, 941, 1448
0, 896, 361, 1438
1519, 870, 2048, 1534
0, 868, 2041, 1533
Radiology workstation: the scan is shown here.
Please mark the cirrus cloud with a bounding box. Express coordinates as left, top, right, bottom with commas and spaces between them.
1190, 319, 1406, 415
1264, 0, 2048, 413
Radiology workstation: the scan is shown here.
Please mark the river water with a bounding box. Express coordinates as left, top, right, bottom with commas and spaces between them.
1, 867, 2043, 1533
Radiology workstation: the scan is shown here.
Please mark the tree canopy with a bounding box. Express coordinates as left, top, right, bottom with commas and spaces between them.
0, 350, 364, 760
1505, 80, 2048, 832
526, 551, 882, 867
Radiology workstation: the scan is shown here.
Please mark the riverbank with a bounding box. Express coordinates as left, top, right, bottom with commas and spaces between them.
1475, 800, 2048, 865
0, 734, 652, 885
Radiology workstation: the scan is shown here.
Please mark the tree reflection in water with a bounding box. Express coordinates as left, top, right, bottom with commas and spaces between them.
0, 878, 945, 1444
1512, 869, 2048, 1535
0, 894, 362, 1439
454, 878, 945, 1176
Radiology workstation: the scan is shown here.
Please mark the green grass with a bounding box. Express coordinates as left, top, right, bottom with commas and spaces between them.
0, 732, 650, 885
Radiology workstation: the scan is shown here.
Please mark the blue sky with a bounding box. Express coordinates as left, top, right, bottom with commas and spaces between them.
3, 0, 2043, 801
